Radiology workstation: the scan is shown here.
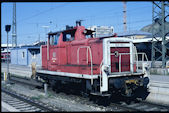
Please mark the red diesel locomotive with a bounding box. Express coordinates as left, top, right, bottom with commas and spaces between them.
36, 21, 150, 100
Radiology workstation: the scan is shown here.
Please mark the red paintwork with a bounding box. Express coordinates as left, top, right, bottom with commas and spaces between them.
41, 25, 133, 75
110, 47, 130, 72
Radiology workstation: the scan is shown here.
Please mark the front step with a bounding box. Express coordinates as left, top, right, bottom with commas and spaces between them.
89, 92, 111, 106
90, 92, 111, 97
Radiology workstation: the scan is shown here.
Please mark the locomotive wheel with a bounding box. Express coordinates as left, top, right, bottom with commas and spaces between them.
89, 94, 97, 102
98, 96, 111, 106
125, 98, 132, 104
50, 80, 61, 93
89, 94, 111, 106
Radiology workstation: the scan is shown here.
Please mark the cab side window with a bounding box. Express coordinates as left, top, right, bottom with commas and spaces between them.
62, 29, 76, 42
49, 33, 60, 45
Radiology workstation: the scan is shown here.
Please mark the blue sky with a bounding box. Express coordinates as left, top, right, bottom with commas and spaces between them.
1, 2, 152, 45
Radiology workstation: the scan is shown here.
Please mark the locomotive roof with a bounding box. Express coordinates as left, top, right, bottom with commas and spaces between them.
48, 28, 76, 35
48, 26, 95, 36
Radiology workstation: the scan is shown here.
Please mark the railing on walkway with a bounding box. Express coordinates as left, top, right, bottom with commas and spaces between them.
109, 52, 148, 73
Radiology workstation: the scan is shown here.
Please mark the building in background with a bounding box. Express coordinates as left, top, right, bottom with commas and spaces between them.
10, 45, 41, 67
10, 41, 46, 67
1, 44, 12, 62
1, 44, 12, 52
87, 26, 114, 37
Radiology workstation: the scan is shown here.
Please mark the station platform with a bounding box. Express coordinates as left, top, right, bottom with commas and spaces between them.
150, 74, 169, 83
1, 63, 32, 78
1, 63, 31, 71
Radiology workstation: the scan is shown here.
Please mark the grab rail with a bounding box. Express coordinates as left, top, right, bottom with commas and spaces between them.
136, 52, 149, 72
99, 60, 103, 87
77, 46, 93, 84
110, 52, 148, 73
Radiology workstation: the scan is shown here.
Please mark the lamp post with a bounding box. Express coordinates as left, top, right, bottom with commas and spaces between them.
5, 25, 11, 82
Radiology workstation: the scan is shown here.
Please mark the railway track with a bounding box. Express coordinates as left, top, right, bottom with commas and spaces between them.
2, 75, 169, 112
1, 88, 61, 112
9, 75, 43, 88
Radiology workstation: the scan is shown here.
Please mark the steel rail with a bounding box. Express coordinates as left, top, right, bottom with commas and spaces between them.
9, 75, 43, 88
1, 88, 59, 112
109, 103, 138, 111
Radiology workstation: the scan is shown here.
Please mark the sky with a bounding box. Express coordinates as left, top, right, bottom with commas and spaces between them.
1, 2, 152, 45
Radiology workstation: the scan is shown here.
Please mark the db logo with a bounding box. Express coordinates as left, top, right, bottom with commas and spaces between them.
52, 58, 57, 62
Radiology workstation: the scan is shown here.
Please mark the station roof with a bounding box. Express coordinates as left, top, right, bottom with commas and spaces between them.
117, 30, 152, 37
1, 44, 12, 47
10, 45, 40, 50
133, 36, 169, 43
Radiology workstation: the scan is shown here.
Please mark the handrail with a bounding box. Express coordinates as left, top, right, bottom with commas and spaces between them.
99, 60, 103, 87
133, 46, 138, 71
77, 46, 93, 84
47, 41, 49, 60
136, 52, 148, 63
110, 52, 148, 73
119, 55, 121, 72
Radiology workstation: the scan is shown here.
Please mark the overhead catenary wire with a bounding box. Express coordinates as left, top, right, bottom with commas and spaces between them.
17, 3, 71, 24
1, 18, 151, 37
14, 2, 152, 32
52, 5, 151, 24
18, 3, 151, 27
2, 2, 153, 45
51, 5, 151, 30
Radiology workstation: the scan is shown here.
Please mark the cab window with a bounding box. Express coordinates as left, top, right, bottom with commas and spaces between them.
62, 29, 76, 42
49, 33, 60, 45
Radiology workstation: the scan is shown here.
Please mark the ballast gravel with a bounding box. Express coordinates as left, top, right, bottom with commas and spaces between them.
1, 81, 107, 111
